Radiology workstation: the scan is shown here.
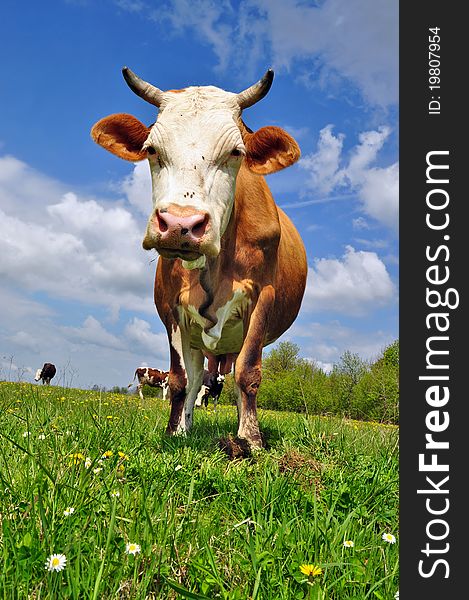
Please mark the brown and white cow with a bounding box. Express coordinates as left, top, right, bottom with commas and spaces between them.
92, 67, 307, 448
34, 362, 56, 385
130, 367, 169, 401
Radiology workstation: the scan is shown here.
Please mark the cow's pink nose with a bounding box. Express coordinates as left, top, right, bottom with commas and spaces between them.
156, 211, 209, 240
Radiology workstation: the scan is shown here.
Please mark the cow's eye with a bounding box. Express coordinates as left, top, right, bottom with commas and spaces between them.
147, 146, 157, 155
231, 148, 243, 157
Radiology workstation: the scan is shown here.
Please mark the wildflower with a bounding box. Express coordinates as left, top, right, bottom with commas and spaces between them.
93, 467, 102, 474
63, 507, 75, 517
38, 433, 46, 440
395, 592, 399, 599
69, 453, 85, 465
106, 415, 114, 420
343, 540, 354, 548
175, 464, 183, 471
382, 533, 396, 544
45, 553, 67, 572
110, 490, 120, 498
299, 564, 322, 577
101, 450, 113, 459
125, 542, 141, 555
85, 457, 92, 468
118, 451, 128, 460
23, 431, 30, 438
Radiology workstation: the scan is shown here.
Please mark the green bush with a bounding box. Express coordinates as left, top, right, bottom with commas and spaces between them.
218, 340, 399, 424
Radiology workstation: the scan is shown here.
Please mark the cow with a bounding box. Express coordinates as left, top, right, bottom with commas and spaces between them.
195, 370, 225, 409
34, 362, 56, 385
91, 67, 307, 449
129, 367, 169, 401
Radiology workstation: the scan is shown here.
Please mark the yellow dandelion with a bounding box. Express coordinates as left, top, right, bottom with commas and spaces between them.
69, 453, 85, 465
101, 450, 113, 459
118, 451, 128, 460
299, 564, 322, 577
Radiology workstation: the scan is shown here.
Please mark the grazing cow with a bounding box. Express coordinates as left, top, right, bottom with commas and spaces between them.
34, 363, 56, 385
130, 367, 169, 400
92, 67, 307, 449
195, 370, 225, 409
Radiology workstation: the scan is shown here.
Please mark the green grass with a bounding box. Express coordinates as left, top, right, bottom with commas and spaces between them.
0, 381, 399, 599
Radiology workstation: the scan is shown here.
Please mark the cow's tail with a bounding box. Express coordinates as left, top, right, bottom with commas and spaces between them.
127, 369, 138, 388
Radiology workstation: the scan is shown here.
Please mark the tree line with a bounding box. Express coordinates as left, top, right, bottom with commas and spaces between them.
219, 340, 399, 424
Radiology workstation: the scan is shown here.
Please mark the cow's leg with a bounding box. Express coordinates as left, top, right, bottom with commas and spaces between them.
137, 383, 144, 401
162, 381, 169, 402
195, 385, 206, 408
234, 286, 275, 448
166, 324, 204, 435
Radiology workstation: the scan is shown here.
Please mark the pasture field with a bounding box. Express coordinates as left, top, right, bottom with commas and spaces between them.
0, 382, 399, 599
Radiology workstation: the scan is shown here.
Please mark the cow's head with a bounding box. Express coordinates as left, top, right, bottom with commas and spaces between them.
91, 68, 300, 264
34, 368, 42, 381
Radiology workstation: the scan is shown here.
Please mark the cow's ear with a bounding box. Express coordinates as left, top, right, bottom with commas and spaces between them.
244, 126, 300, 174
91, 113, 150, 161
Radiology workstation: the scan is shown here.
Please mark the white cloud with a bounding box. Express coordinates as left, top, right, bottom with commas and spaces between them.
300, 125, 399, 232
139, 0, 397, 107
283, 319, 395, 370
0, 156, 156, 316
150, 0, 234, 72
302, 245, 395, 316
62, 316, 125, 351
299, 124, 345, 194
123, 317, 169, 360
120, 162, 153, 215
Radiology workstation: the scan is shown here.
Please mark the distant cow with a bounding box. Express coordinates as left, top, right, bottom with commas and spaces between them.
195, 370, 225, 409
130, 367, 169, 400
34, 363, 56, 385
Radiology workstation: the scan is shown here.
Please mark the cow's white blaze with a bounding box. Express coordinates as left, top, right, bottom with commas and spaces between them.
34, 369, 42, 381
142, 87, 245, 258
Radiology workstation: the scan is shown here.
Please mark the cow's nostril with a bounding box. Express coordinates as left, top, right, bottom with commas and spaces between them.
156, 212, 169, 232
181, 228, 189, 235
192, 214, 209, 237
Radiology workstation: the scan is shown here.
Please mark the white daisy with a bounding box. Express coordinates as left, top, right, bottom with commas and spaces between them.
63, 507, 75, 517
343, 540, 354, 548
382, 532, 396, 544
125, 542, 141, 555
45, 553, 67, 572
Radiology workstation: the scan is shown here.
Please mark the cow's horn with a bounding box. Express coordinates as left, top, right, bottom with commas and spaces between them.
122, 67, 165, 108
236, 69, 274, 110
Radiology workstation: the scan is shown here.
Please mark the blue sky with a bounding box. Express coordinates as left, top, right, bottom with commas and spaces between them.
0, 0, 398, 389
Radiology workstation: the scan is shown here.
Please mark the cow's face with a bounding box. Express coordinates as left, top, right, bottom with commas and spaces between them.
34, 368, 42, 381
141, 90, 244, 261
91, 68, 300, 264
